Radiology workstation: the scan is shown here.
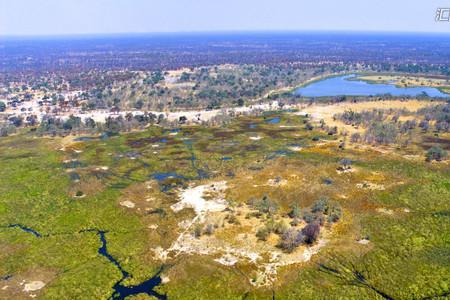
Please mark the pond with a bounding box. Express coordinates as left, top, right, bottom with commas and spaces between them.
294, 74, 449, 97
265, 117, 281, 124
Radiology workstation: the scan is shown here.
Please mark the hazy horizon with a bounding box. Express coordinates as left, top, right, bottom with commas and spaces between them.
1, 0, 449, 36
2, 29, 450, 40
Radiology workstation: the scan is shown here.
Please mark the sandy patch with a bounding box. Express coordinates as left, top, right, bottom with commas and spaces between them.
249, 136, 263, 141
356, 182, 385, 191
161, 276, 170, 284
23, 281, 45, 292
171, 181, 228, 215
95, 166, 109, 171
288, 146, 303, 152
120, 200, 136, 208
376, 208, 394, 215
357, 239, 370, 245
214, 254, 239, 266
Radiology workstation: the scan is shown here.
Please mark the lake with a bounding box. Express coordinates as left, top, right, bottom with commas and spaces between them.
294, 74, 449, 97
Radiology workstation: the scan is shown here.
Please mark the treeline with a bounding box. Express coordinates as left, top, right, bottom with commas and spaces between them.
36, 113, 166, 136
334, 105, 450, 145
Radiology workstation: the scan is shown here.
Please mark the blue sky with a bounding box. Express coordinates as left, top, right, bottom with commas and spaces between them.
0, 0, 449, 36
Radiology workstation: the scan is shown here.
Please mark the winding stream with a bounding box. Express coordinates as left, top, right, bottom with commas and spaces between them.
6, 224, 42, 237
2, 225, 167, 299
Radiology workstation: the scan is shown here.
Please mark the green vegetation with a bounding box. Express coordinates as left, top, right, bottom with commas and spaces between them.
0, 110, 449, 299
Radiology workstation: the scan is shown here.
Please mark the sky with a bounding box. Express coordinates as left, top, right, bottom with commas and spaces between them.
1, 0, 450, 36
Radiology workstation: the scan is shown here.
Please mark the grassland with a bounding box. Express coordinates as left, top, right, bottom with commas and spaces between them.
0, 108, 449, 299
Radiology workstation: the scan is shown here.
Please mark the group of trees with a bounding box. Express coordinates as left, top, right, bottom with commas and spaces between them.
35, 112, 166, 136
336, 105, 450, 146
246, 195, 342, 253
417, 103, 450, 133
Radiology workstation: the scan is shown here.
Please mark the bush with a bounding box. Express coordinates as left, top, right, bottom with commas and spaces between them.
290, 218, 301, 227
302, 223, 321, 244
227, 214, 240, 225
311, 197, 330, 214
273, 220, 289, 235
303, 210, 316, 223
350, 132, 361, 143
328, 203, 343, 223
204, 224, 215, 235
256, 226, 270, 241
288, 203, 301, 218
252, 195, 278, 215
426, 146, 448, 162
339, 158, 352, 167
278, 229, 304, 252
194, 224, 203, 238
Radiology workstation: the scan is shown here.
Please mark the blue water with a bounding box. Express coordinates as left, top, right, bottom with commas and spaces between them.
221, 156, 233, 161
2, 225, 166, 299
6, 224, 42, 237
81, 229, 166, 300
265, 117, 281, 124
295, 74, 449, 97
152, 172, 185, 181
73, 136, 98, 142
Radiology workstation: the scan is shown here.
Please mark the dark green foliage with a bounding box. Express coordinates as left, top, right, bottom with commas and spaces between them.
426, 146, 448, 162
288, 203, 301, 218
311, 197, 330, 214
134, 99, 144, 109
250, 195, 278, 215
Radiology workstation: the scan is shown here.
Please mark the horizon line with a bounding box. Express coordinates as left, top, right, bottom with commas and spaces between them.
2, 29, 450, 39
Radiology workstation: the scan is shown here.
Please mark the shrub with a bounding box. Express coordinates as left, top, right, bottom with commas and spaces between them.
328, 203, 343, 223
194, 224, 203, 238
288, 203, 301, 218
253, 195, 278, 215
290, 218, 301, 227
256, 226, 270, 241
273, 220, 289, 235
339, 158, 352, 167
302, 223, 321, 244
350, 132, 361, 143
311, 197, 330, 214
227, 214, 240, 225
426, 146, 448, 162
278, 229, 304, 252
204, 224, 215, 235
303, 210, 316, 223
